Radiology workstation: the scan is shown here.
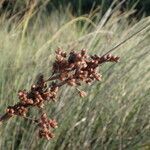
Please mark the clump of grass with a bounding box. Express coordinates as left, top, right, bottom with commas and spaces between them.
0, 2, 150, 150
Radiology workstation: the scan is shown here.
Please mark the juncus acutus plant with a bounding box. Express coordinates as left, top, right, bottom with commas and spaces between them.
0, 49, 119, 140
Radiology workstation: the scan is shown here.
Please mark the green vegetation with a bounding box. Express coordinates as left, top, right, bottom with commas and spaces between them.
0, 2, 150, 150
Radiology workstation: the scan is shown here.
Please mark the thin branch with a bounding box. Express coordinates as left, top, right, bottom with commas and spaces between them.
102, 21, 150, 56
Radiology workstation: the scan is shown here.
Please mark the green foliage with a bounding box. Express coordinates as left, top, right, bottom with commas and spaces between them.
0, 3, 150, 150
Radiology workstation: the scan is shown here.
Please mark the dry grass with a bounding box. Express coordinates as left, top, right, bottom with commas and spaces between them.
0, 3, 150, 150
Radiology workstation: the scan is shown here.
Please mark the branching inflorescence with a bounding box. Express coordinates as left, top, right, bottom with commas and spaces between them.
0, 49, 119, 140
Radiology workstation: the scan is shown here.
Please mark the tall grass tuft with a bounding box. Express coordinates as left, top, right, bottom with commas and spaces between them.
0, 2, 150, 150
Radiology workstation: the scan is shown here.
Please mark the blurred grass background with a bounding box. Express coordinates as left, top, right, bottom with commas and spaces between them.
0, 0, 150, 150
0, 0, 150, 17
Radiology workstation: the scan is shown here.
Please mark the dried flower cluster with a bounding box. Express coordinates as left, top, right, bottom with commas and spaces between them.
38, 113, 58, 140
52, 49, 119, 85
0, 49, 119, 140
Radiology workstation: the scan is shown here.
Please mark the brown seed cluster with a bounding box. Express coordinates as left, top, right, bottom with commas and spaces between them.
6, 105, 28, 117
52, 49, 119, 86
38, 113, 58, 140
6, 75, 59, 117
0, 49, 119, 140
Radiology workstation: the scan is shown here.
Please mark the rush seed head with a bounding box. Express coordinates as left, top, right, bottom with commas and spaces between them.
0, 49, 119, 140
